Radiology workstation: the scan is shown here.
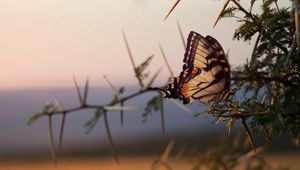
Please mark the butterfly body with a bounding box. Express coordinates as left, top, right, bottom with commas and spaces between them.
161, 31, 232, 104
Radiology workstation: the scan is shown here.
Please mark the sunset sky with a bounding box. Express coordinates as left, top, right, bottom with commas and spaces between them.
0, 0, 254, 90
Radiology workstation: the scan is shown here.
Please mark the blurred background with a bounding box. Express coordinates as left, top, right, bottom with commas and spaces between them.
0, 0, 299, 169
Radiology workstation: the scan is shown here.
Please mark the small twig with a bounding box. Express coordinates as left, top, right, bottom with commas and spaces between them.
122, 31, 136, 68
151, 139, 175, 170
160, 93, 166, 135
161, 139, 176, 162
52, 94, 66, 149
159, 44, 174, 78
120, 101, 124, 126
241, 116, 256, 153
122, 31, 144, 87
48, 114, 57, 165
275, 0, 280, 11
250, 31, 262, 68
164, 0, 181, 20
73, 76, 84, 105
103, 112, 119, 164
237, 146, 264, 163
216, 111, 268, 118
103, 75, 124, 125
294, 0, 300, 48
103, 75, 118, 95
176, 20, 186, 49
59, 113, 66, 150
231, 0, 254, 20
213, 0, 231, 28
144, 67, 162, 89
83, 78, 89, 104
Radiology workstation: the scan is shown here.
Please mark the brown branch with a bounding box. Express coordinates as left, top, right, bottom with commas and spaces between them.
48, 87, 153, 116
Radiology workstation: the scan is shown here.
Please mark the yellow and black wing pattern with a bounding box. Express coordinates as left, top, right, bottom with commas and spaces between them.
162, 31, 232, 104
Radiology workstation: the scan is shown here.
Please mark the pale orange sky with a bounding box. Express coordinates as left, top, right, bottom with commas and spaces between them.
0, 0, 254, 90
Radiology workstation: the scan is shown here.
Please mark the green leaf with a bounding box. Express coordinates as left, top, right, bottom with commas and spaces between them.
221, 6, 238, 18
27, 103, 54, 125
27, 112, 46, 125
135, 55, 154, 80
118, 87, 125, 95
142, 94, 162, 122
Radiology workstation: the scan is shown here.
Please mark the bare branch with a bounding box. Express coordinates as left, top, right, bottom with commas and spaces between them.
144, 67, 162, 89
159, 44, 174, 78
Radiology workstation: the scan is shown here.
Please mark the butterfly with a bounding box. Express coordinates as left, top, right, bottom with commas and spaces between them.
152, 31, 256, 152
157, 31, 233, 104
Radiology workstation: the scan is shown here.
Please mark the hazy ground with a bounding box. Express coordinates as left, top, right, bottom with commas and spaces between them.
1, 89, 299, 170
1, 153, 300, 170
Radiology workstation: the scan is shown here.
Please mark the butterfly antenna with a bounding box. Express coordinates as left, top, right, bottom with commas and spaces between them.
241, 116, 256, 153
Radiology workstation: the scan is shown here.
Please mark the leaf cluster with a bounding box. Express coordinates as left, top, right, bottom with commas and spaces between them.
212, 0, 300, 144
